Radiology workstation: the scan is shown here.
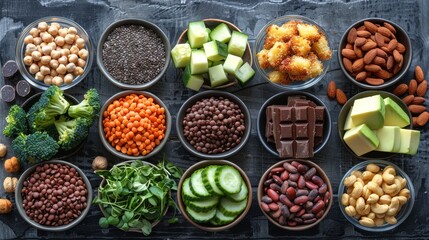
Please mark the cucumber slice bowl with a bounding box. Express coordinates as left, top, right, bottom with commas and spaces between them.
177, 160, 252, 232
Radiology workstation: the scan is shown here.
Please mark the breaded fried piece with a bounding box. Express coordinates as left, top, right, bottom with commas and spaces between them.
264, 24, 287, 49
297, 23, 321, 42
279, 55, 311, 80
312, 35, 332, 61
307, 52, 324, 78
290, 36, 311, 57
280, 20, 299, 41
257, 49, 270, 69
268, 70, 291, 84
268, 42, 291, 67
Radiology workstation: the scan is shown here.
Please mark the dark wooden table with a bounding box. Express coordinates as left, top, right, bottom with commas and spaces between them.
0, 0, 428, 239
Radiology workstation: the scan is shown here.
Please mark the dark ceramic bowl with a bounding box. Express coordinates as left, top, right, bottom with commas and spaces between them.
258, 159, 333, 230
97, 18, 171, 90
256, 91, 332, 158
98, 90, 171, 160
177, 159, 252, 232
15, 160, 92, 231
338, 18, 411, 89
176, 90, 251, 159
337, 90, 412, 159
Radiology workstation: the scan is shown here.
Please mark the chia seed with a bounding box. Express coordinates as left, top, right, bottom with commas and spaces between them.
102, 24, 166, 85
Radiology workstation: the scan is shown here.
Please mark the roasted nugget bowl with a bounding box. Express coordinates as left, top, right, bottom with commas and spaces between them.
254, 15, 332, 90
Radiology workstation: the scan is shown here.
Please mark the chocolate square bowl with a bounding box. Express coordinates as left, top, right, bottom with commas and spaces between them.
256, 91, 332, 158
338, 18, 411, 89
176, 90, 251, 159
337, 90, 412, 159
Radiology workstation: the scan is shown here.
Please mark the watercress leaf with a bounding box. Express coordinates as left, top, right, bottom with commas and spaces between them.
121, 222, 129, 232
99, 217, 109, 228
168, 217, 179, 224
148, 196, 158, 206
149, 186, 163, 200
128, 219, 143, 228
141, 165, 152, 176
107, 215, 119, 225
122, 211, 134, 223
111, 166, 122, 180
95, 170, 111, 178
141, 219, 152, 236
133, 182, 147, 192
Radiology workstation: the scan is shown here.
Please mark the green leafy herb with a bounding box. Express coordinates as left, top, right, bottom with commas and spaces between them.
93, 158, 182, 236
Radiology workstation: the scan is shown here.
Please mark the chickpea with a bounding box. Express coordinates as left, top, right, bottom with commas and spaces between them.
24, 35, 33, 44
40, 42, 47, 48
37, 21, 48, 31
52, 76, 64, 86
78, 49, 88, 60
48, 26, 58, 36
29, 27, 40, 37
50, 59, 59, 69
55, 36, 65, 46
31, 51, 42, 61
64, 34, 75, 45
48, 42, 57, 49
73, 66, 84, 76
33, 37, 43, 45
41, 45, 52, 56
40, 56, 51, 65
56, 64, 67, 75
29, 64, 39, 74
35, 72, 44, 81
51, 22, 61, 30
40, 65, 50, 76
23, 56, 33, 66
50, 69, 58, 77
64, 73, 74, 84
63, 44, 71, 50
60, 48, 70, 56
68, 54, 78, 63
76, 38, 85, 49
41, 32, 53, 43
77, 58, 86, 68
58, 28, 68, 37
66, 63, 76, 73
26, 43, 37, 53
70, 45, 79, 55
50, 50, 61, 60
58, 56, 68, 65
44, 75, 53, 85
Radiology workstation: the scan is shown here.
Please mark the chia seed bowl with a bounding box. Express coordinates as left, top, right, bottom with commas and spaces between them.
97, 18, 171, 90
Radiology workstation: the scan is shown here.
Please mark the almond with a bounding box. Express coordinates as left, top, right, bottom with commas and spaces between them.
415, 65, 424, 83
408, 79, 417, 95
327, 80, 337, 99
373, 69, 392, 79
357, 25, 367, 31
396, 42, 406, 53
374, 33, 385, 47
365, 64, 382, 73
386, 56, 394, 70
336, 89, 347, 105
412, 117, 418, 127
393, 62, 402, 74
375, 48, 388, 58
361, 41, 377, 51
393, 49, 402, 63
365, 77, 384, 86
355, 37, 367, 47
363, 49, 377, 64
383, 22, 397, 34
347, 27, 357, 44
412, 96, 426, 105
352, 58, 365, 73
402, 95, 414, 105
354, 44, 363, 58
409, 105, 427, 115
341, 49, 357, 60
417, 80, 428, 97
343, 58, 353, 73
387, 39, 398, 52
355, 71, 367, 82
393, 83, 408, 96
356, 30, 371, 38
416, 111, 429, 126
364, 21, 378, 34
377, 26, 393, 38
372, 56, 386, 66
345, 43, 353, 50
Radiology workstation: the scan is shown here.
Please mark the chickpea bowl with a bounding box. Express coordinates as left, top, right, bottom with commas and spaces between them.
338, 160, 415, 232
16, 16, 93, 90
254, 15, 332, 90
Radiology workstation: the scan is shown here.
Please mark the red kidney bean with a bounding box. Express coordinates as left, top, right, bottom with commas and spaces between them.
308, 189, 318, 201
297, 164, 309, 173
302, 213, 315, 220
264, 178, 273, 187
304, 167, 317, 180
319, 183, 328, 194
314, 195, 322, 203
304, 201, 314, 211
271, 208, 282, 218
287, 180, 297, 188
311, 175, 324, 187
283, 162, 298, 173
286, 187, 296, 200
269, 202, 279, 211
294, 217, 304, 224
261, 202, 270, 212
291, 161, 300, 168
279, 215, 286, 225
262, 195, 273, 204
270, 183, 281, 192
280, 170, 289, 181
296, 208, 306, 217
288, 221, 298, 226
267, 189, 279, 201
289, 205, 302, 213
294, 196, 309, 205
312, 200, 325, 213
289, 173, 299, 182
304, 218, 317, 224
324, 191, 331, 205
297, 175, 306, 189
281, 205, 290, 219
280, 194, 294, 207
305, 181, 319, 190
272, 175, 283, 185
271, 167, 285, 174
296, 189, 308, 197
316, 209, 325, 219
281, 181, 289, 194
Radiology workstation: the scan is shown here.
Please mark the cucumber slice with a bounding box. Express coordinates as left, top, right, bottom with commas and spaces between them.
171, 43, 191, 68
182, 177, 201, 202
228, 31, 248, 57
227, 180, 248, 202
206, 28, 212, 40
190, 50, 208, 75
212, 60, 224, 66
190, 169, 210, 197
183, 64, 204, 91
186, 206, 216, 223
223, 54, 243, 74
202, 166, 224, 196
234, 62, 255, 85
218, 197, 247, 217
215, 165, 242, 194
187, 21, 209, 48
208, 64, 229, 88
210, 209, 236, 226
209, 23, 232, 43
203, 40, 228, 62
187, 196, 219, 212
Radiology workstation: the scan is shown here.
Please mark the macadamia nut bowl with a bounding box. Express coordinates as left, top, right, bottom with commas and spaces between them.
16, 16, 93, 90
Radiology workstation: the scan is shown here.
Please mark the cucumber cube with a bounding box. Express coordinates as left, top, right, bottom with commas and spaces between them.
212, 60, 225, 66
183, 64, 204, 91
190, 50, 208, 75
235, 62, 255, 85
188, 21, 209, 49
228, 31, 248, 57
209, 64, 229, 87
203, 40, 228, 62
210, 23, 232, 43
223, 54, 243, 74
171, 43, 191, 68
206, 28, 212, 40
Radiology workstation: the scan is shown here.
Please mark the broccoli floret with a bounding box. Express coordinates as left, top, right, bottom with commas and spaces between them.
3, 105, 28, 137
68, 88, 101, 122
12, 131, 59, 164
27, 86, 70, 131
54, 117, 91, 151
